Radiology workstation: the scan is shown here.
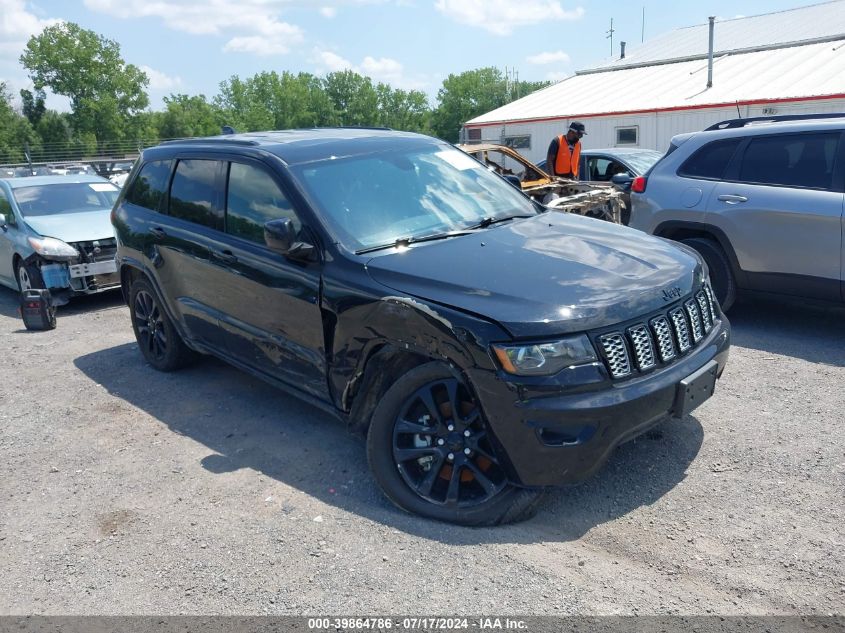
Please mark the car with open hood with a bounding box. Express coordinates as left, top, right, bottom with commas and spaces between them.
0, 175, 121, 302
112, 128, 730, 525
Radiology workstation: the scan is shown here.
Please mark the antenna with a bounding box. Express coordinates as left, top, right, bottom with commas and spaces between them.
606, 18, 615, 55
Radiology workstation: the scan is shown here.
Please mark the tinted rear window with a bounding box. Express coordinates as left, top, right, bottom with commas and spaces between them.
168, 159, 223, 231
678, 138, 742, 180
737, 133, 839, 189
126, 160, 172, 211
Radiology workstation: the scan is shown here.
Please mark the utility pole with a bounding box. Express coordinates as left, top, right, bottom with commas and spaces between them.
642, 7, 645, 42
606, 18, 615, 56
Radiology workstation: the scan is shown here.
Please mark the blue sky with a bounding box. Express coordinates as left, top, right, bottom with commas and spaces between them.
0, 0, 826, 110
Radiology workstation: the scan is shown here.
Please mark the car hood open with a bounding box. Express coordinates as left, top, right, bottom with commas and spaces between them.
365, 213, 704, 338
24, 210, 115, 244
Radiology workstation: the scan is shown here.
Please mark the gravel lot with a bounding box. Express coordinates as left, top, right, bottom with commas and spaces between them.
0, 285, 843, 616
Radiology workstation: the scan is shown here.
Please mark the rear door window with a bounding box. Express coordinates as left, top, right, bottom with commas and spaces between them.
678, 138, 742, 180
168, 159, 224, 231
737, 133, 839, 190
226, 163, 300, 244
125, 160, 172, 211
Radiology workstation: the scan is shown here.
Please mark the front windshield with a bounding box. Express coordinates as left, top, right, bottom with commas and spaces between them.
13, 182, 119, 217
290, 145, 537, 251
623, 151, 663, 175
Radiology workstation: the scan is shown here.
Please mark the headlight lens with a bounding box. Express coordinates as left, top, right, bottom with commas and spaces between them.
492, 335, 597, 376
28, 236, 79, 259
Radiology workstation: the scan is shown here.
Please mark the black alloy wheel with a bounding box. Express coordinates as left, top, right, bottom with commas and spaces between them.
128, 278, 195, 371
392, 377, 507, 507
367, 362, 544, 525
133, 289, 168, 363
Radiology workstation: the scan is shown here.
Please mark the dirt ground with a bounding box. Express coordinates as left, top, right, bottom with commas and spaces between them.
0, 285, 843, 616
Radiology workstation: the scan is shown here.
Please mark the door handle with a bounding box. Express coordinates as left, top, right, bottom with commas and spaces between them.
149, 226, 167, 240
212, 249, 238, 264
717, 194, 748, 204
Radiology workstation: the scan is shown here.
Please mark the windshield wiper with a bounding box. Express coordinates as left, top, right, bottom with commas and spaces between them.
464, 213, 534, 230
355, 230, 474, 255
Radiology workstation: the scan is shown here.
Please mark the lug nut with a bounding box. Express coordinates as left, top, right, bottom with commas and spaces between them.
447, 424, 455, 432
464, 448, 471, 455
463, 430, 471, 437
437, 439, 445, 446
447, 453, 454, 461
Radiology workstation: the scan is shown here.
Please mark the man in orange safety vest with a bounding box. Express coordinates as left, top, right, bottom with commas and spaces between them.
546, 121, 586, 179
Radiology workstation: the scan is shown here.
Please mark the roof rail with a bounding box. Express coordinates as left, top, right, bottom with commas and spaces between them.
333, 126, 393, 131
157, 137, 261, 147
705, 112, 845, 131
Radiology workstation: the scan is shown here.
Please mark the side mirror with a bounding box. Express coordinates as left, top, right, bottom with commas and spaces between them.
264, 218, 317, 262
611, 173, 634, 186
0, 213, 7, 231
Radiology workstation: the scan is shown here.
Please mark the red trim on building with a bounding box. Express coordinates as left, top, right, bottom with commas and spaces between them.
464, 94, 845, 128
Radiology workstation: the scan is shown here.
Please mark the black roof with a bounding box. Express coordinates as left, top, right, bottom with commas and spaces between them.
150, 128, 440, 165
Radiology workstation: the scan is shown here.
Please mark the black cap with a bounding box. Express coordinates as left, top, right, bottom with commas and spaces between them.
568, 121, 587, 135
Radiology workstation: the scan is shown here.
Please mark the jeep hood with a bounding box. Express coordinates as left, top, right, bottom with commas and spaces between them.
24, 210, 115, 244
365, 213, 704, 338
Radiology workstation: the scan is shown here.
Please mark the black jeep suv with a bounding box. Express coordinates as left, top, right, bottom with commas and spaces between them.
112, 129, 730, 525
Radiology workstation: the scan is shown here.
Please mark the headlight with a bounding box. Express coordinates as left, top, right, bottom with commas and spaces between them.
492, 335, 597, 376
28, 236, 79, 259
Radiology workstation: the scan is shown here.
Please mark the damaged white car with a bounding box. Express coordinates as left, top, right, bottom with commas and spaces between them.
457, 143, 625, 224
0, 175, 121, 303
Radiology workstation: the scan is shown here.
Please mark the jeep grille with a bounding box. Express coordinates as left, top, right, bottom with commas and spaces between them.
597, 285, 719, 380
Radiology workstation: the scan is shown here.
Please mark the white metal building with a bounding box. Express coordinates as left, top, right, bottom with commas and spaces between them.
462, 1, 845, 162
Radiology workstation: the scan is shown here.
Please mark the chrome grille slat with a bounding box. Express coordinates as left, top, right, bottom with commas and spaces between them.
696, 291, 713, 332
598, 333, 631, 378
670, 308, 692, 352
649, 316, 676, 362
627, 324, 656, 370
685, 300, 704, 342
703, 284, 717, 321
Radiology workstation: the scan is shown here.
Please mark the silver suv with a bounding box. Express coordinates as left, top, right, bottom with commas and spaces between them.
630, 114, 845, 311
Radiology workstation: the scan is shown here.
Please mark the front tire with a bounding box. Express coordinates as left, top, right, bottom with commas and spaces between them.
16, 259, 43, 292
129, 277, 195, 371
681, 237, 736, 312
366, 362, 544, 526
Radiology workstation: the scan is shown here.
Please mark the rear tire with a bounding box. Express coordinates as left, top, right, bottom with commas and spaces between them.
128, 277, 195, 371
681, 237, 736, 312
366, 362, 544, 526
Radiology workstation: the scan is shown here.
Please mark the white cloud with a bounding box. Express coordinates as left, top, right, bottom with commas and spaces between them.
434, 0, 584, 35
526, 50, 570, 65
313, 49, 427, 90
139, 65, 182, 91
0, 0, 61, 57
316, 50, 354, 72
83, 1, 405, 56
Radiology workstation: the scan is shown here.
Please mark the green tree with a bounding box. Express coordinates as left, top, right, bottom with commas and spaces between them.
375, 84, 430, 133
215, 71, 337, 131
158, 94, 221, 138
20, 22, 149, 147
322, 70, 379, 127
0, 83, 38, 164
214, 75, 275, 132
19, 88, 46, 127
431, 67, 549, 143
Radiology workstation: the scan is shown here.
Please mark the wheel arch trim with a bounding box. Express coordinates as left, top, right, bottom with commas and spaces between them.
653, 220, 747, 288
